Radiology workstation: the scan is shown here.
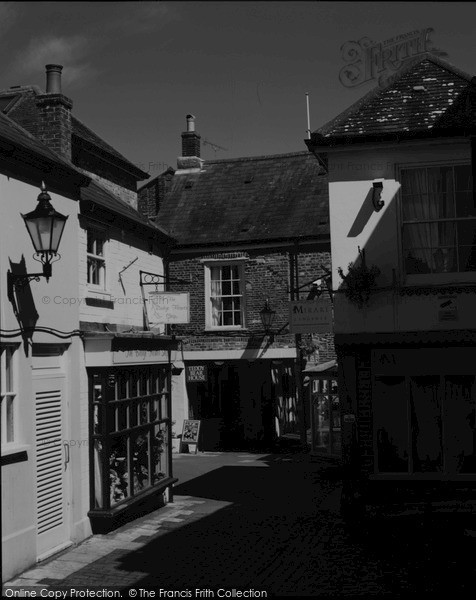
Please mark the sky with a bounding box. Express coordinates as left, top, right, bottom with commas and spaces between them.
1, 1, 476, 182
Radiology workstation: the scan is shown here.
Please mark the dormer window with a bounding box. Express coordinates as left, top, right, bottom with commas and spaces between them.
401, 164, 476, 277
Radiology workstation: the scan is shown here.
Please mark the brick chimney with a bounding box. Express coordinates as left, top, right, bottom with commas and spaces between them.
35, 65, 73, 159
177, 114, 203, 170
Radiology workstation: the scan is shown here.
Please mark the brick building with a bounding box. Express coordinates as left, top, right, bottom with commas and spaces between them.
307, 54, 476, 517
139, 116, 335, 450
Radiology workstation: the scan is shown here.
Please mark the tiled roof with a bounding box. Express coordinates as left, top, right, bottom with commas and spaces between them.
71, 117, 148, 179
81, 179, 173, 240
0, 86, 148, 179
311, 54, 475, 144
0, 110, 88, 186
148, 151, 328, 246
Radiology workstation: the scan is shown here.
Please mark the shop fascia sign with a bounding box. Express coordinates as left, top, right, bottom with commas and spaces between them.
288, 298, 333, 333
113, 349, 169, 364
147, 292, 190, 325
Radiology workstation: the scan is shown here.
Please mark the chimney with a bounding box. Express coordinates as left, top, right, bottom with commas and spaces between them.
35, 64, 73, 159
181, 114, 201, 158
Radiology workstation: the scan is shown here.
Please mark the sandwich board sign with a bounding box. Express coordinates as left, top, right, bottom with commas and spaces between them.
289, 298, 333, 333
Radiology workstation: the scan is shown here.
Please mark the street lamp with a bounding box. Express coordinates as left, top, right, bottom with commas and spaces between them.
259, 298, 276, 334
7, 182, 68, 300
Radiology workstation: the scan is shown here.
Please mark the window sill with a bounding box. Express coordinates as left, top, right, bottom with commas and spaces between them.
204, 327, 249, 333
85, 297, 115, 309
1, 443, 30, 466
86, 288, 112, 299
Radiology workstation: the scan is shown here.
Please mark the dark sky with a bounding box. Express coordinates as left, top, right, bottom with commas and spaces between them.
1, 1, 475, 181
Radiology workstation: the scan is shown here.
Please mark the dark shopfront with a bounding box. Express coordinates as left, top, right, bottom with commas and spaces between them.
85, 335, 178, 533
186, 359, 299, 450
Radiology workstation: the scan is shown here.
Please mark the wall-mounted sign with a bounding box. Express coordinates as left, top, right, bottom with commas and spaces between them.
186, 364, 208, 383
289, 298, 333, 333
438, 296, 458, 322
113, 349, 169, 364
147, 292, 190, 326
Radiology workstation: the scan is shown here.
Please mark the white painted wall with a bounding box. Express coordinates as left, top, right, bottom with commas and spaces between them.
326, 138, 473, 333
0, 175, 88, 581
78, 224, 166, 329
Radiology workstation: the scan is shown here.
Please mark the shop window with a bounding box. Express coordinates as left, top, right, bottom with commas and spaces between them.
90, 366, 171, 510
374, 377, 409, 473
204, 262, 245, 329
87, 229, 107, 288
1, 345, 17, 447
401, 165, 476, 277
374, 374, 476, 475
310, 376, 340, 456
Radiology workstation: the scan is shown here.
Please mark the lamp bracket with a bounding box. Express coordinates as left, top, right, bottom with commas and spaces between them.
372, 180, 384, 212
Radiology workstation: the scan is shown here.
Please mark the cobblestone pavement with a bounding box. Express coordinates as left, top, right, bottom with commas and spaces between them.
4, 450, 476, 597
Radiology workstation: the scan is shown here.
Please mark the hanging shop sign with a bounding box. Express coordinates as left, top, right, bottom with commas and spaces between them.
289, 298, 333, 333
147, 292, 190, 326
186, 364, 208, 383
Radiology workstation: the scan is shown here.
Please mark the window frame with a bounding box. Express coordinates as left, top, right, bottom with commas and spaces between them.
1, 345, 18, 448
372, 372, 476, 479
89, 366, 172, 511
86, 227, 108, 290
397, 160, 476, 285
203, 259, 247, 331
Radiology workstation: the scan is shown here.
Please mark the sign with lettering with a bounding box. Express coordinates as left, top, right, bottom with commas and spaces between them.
113, 349, 169, 364
186, 365, 208, 383
438, 296, 458, 322
147, 292, 190, 325
289, 299, 333, 333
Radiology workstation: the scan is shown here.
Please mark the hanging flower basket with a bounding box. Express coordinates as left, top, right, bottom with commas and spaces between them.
337, 247, 380, 308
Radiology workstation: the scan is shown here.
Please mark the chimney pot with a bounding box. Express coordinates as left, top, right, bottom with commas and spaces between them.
186, 114, 195, 132
45, 64, 63, 94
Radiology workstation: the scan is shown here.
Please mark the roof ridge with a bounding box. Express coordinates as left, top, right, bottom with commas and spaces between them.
316, 52, 474, 136
205, 150, 311, 164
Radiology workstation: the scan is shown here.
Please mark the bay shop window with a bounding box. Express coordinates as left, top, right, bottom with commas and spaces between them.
89, 365, 172, 511
401, 164, 476, 276
372, 349, 476, 476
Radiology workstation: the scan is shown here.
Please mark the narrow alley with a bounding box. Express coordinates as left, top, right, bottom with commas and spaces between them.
5, 448, 476, 597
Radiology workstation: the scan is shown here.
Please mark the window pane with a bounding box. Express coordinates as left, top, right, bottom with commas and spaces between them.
410, 376, 442, 473
433, 247, 456, 273
374, 377, 408, 473
401, 169, 429, 220
132, 431, 150, 493
404, 248, 432, 274
210, 266, 221, 282
458, 246, 476, 272
222, 281, 232, 296
153, 423, 168, 482
6, 396, 14, 442
403, 223, 432, 253
110, 436, 129, 505
427, 166, 454, 219
222, 311, 233, 326
456, 191, 476, 218
231, 265, 240, 279
87, 232, 94, 254
444, 376, 476, 474
232, 281, 241, 295
457, 220, 476, 246
95, 238, 104, 257
94, 439, 104, 508
222, 265, 231, 279
5, 348, 13, 392
454, 165, 472, 191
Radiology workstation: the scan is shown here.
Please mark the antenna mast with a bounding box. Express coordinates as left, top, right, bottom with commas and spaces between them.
306, 92, 311, 139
